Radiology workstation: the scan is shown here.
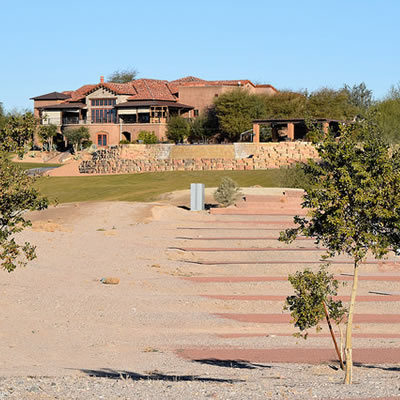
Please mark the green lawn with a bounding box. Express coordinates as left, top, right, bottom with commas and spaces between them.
13, 162, 62, 171
36, 169, 298, 204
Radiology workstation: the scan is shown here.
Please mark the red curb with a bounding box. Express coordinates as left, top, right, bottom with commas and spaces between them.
172, 247, 326, 252
176, 236, 312, 241
215, 313, 400, 324
217, 332, 400, 339
210, 209, 308, 216
202, 294, 400, 302
182, 275, 400, 283
181, 260, 388, 265
200, 221, 296, 225
177, 227, 291, 230
178, 347, 400, 364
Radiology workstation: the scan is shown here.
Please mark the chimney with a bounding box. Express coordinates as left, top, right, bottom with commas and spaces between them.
100, 76, 104, 83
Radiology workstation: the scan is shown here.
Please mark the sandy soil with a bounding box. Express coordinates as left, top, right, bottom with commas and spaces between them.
1, 190, 399, 398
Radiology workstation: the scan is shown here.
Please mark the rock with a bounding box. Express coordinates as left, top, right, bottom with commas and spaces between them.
100, 277, 120, 285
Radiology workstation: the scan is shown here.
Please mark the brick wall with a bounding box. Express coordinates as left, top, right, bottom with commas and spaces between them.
79, 142, 318, 174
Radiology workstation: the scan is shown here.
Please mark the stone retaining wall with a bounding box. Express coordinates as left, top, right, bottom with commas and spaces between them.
79, 143, 318, 174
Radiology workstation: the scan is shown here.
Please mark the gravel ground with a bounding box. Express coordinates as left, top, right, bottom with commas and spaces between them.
1, 363, 399, 399
1, 189, 399, 399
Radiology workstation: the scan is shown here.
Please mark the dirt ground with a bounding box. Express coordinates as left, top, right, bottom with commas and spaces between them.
1, 189, 399, 397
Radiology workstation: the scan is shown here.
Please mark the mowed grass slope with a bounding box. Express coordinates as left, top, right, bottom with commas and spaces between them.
36, 170, 296, 204
14, 162, 62, 171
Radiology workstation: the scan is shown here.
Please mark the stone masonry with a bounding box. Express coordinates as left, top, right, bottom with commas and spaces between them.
79, 143, 319, 174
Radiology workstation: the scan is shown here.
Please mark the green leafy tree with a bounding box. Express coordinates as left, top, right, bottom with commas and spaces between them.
166, 116, 190, 143
64, 127, 90, 154
0, 102, 7, 130
280, 119, 400, 384
343, 82, 373, 113
306, 88, 358, 120
195, 107, 220, 142
285, 266, 347, 369
137, 130, 158, 144
214, 88, 267, 141
0, 155, 48, 272
385, 82, 400, 100
38, 124, 58, 151
214, 177, 242, 207
373, 83, 400, 143
188, 114, 218, 143
374, 98, 400, 143
0, 112, 37, 157
107, 69, 138, 83
262, 91, 307, 119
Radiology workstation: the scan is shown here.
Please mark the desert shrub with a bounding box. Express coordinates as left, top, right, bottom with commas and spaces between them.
214, 177, 242, 207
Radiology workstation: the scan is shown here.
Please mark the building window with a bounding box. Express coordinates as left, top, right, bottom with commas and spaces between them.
194, 109, 199, 117
91, 99, 116, 107
91, 99, 117, 123
97, 134, 107, 146
92, 109, 117, 123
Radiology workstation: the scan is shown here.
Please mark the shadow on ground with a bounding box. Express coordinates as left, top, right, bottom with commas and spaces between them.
78, 368, 242, 383
354, 363, 400, 372
193, 358, 272, 370
177, 204, 218, 211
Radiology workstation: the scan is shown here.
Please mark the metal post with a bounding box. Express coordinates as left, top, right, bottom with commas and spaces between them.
190, 183, 205, 211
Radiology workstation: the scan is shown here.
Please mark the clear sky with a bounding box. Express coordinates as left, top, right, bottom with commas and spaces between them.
1, 0, 399, 111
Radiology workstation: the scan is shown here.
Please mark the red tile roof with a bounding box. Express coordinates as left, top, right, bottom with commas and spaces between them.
128, 79, 176, 101
34, 77, 277, 106
66, 79, 176, 102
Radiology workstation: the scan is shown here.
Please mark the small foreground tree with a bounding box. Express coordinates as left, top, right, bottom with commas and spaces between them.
285, 266, 347, 369
280, 119, 400, 384
64, 127, 90, 154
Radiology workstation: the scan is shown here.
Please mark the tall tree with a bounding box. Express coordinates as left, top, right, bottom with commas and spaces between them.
0, 102, 7, 130
373, 83, 400, 143
306, 88, 358, 120
262, 91, 307, 119
107, 69, 138, 83
214, 88, 267, 141
375, 97, 400, 143
343, 82, 373, 112
0, 112, 37, 157
37, 124, 58, 151
280, 119, 400, 384
64, 127, 90, 154
166, 115, 190, 143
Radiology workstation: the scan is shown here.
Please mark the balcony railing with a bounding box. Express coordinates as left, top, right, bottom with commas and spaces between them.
62, 118, 86, 125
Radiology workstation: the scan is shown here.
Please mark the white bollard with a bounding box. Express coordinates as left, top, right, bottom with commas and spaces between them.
190, 183, 205, 211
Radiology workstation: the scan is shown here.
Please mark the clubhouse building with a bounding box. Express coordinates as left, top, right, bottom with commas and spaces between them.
31, 76, 277, 147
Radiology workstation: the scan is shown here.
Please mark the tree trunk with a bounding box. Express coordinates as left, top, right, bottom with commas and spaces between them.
344, 261, 359, 384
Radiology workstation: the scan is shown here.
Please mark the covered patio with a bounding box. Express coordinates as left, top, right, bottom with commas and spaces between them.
251, 118, 343, 143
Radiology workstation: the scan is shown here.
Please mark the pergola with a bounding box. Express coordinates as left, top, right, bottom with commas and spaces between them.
252, 118, 343, 143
